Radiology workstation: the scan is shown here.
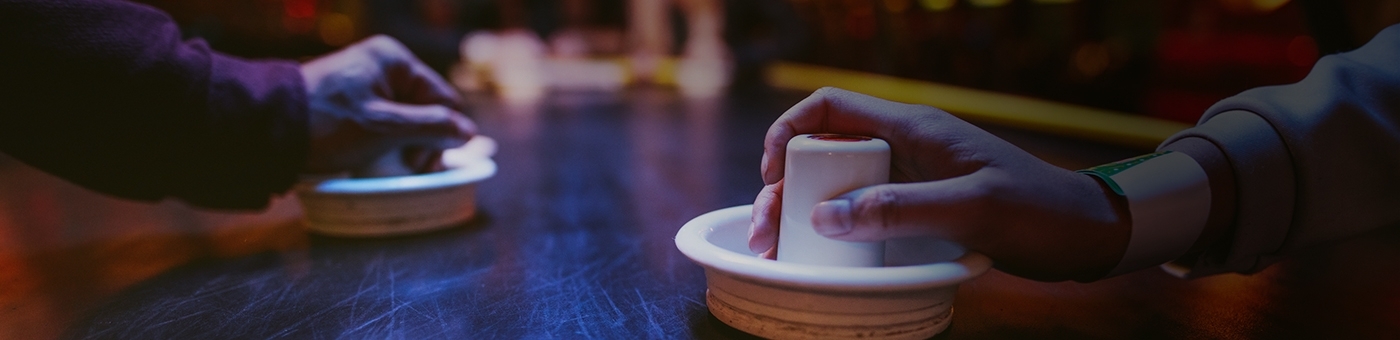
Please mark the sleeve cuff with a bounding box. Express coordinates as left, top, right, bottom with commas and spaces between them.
1158, 110, 1296, 277
1097, 152, 1212, 277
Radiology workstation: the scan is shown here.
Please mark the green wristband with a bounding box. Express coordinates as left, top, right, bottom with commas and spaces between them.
1076, 151, 1173, 196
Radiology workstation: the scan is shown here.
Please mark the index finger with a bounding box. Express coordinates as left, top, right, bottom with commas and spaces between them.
761, 87, 924, 184
363, 100, 476, 149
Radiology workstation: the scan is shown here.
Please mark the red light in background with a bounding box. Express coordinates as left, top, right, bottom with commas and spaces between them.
282, 0, 317, 34
284, 0, 316, 19
845, 6, 877, 41
1286, 35, 1318, 67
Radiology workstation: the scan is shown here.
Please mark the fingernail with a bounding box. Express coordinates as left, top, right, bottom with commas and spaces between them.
747, 222, 764, 253
812, 199, 853, 236
760, 153, 771, 183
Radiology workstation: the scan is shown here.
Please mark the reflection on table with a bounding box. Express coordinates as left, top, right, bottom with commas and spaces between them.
1, 89, 1398, 339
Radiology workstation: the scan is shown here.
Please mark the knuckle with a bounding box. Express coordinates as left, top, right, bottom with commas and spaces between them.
756, 184, 782, 204
812, 85, 840, 101
854, 187, 900, 233
812, 86, 847, 101
875, 189, 902, 234
759, 185, 777, 200
814, 86, 845, 96
364, 35, 399, 48
361, 35, 410, 59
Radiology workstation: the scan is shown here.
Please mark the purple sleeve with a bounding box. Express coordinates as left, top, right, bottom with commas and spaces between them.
1161, 24, 1400, 276
0, 0, 308, 209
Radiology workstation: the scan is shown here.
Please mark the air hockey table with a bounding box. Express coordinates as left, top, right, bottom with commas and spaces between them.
2, 87, 1399, 339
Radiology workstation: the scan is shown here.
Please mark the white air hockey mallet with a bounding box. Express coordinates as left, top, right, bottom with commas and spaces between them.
777, 134, 890, 267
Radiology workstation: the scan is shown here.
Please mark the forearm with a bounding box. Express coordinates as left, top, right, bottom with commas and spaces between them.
0, 0, 307, 209
1160, 24, 1400, 277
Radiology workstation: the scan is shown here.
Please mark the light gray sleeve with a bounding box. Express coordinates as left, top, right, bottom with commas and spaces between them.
1160, 24, 1400, 277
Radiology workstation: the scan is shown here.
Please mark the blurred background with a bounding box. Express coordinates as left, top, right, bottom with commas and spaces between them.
138, 0, 1400, 124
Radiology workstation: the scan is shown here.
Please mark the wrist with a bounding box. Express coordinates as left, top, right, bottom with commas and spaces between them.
1072, 171, 1133, 282
1079, 151, 1212, 278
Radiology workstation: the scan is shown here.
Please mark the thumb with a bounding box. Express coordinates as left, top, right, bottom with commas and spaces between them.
811, 176, 987, 243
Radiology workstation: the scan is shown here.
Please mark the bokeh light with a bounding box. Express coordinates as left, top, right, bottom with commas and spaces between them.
969, 0, 1012, 8
919, 0, 955, 11
1073, 42, 1111, 78
1220, 0, 1291, 13
318, 13, 355, 46
884, 0, 912, 13
283, 0, 315, 19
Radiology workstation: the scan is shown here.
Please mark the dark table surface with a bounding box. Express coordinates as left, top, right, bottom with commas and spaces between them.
3, 88, 1400, 339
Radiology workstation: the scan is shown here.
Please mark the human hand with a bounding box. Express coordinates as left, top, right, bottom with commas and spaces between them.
300, 35, 476, 175
749, 87, 1131, 282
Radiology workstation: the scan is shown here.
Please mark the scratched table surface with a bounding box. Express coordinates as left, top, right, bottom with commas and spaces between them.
3, 88, 1400, 339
